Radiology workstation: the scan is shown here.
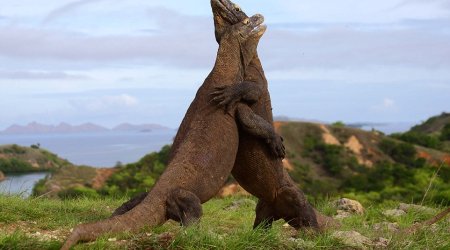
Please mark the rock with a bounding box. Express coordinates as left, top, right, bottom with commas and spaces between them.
334, 210, 353, 219
218, 183, 250, 197
288, 237, 316, 248
373, 222, 400, 232
383, 209, 406, 217
0, 171, 5, 181
224, 199, 256, 211
398, 203, 436, 214
373, 237, 390, 248
332, 231, 371, 249
335, 198, 365, 215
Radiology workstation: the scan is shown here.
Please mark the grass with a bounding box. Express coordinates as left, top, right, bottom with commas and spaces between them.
0, 195, 449, 249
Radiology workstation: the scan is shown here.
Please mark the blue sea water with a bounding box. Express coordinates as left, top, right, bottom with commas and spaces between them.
0, 172, 49, 197
0, 130, 176, 196
0, 130, 176, 167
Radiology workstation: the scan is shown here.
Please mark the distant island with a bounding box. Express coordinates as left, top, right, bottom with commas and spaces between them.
0, 122, 172, 135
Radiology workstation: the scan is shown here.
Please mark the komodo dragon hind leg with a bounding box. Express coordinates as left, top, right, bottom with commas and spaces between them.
166, 188, 203, 226
111, 192, 147, 217
254, 186, 319, 230
112, 188, 202, 227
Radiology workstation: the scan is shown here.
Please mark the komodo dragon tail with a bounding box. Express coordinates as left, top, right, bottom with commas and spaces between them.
61, 191, 166, 250
402, 206, 450, 234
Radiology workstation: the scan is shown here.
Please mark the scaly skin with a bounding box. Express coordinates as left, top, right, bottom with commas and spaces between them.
61, 15, 268, 249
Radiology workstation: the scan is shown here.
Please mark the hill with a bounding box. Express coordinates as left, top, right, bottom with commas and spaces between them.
0, 144, 71, 174
411, 112, 450, 134
0, 195, 448, 249
390, 112, 450, 153
275, 121, 450, 204
1, 122, 171, 135
2, 122, 108, 134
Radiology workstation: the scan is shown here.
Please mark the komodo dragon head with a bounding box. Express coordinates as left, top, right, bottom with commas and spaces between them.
211, 0, 249, 43
211, 0, 264, 71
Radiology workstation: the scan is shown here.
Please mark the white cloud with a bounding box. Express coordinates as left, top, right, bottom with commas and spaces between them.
372, 98, 398, 112
0, 70, 88, 80
69, 94, 138, 112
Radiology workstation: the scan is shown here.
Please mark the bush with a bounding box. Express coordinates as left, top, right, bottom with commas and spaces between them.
379, 139, 422, 167
0, 158, 35, 173
440, 124, 450, 141
100, 145, 171, 197
391, 132, 442, 150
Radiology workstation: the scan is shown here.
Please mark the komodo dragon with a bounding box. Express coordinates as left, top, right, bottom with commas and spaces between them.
114, 0, 329, 230
61, 14, 272, 249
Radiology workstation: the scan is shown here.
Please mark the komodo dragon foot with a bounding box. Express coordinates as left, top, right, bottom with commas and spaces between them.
254, 185, 319, 230
112, 188, 202, 226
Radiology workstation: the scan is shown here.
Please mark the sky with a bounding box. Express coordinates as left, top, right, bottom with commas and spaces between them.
0, 0, 449, 129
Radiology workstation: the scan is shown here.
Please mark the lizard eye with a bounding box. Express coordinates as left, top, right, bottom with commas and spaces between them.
235, 7, 241, 11
234, 4, 241, 12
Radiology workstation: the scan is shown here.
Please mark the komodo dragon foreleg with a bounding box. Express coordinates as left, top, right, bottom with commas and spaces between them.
211, 81, 285, 158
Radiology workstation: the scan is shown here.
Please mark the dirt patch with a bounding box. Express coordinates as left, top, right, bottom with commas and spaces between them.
418, 150, 432, 161
344, 136, 373, 167
282, 158, 294, 171
217, 183, 250, 198
0, 221, 67, 241
345, 136, 363, 155
92, 168, 118, 189
319, 125, 341, 145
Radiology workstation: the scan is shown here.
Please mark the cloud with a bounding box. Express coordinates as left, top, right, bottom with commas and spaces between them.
260, 24, 450, 70
43, 0, 106, 24
395, 0, 450, 9
372, 98, 398, 112
0, 8, 216, 69
0, 70, 88, 80
69, 94, 139, 112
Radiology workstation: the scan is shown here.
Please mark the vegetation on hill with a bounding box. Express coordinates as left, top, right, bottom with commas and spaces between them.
278, 122, 450, 205
32, 165, 100, 199
0, 195, 448, 249
0, 144, 71, 174
391, 112, 450, 153
410, 112, 450, 134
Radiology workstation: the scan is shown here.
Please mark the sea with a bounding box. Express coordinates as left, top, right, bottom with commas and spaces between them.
0, 130, 176, 197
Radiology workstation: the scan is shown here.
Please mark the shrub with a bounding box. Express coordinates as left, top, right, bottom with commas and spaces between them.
391, 132, 442, 150
101, 145, 171, 197
440, 124, 450, 141
0, 158, 34, 173
379, 139, 421, 167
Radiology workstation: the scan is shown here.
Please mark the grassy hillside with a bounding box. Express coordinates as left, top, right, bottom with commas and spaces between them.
276, 121, 450, 204
392, 113, 450, 153
411, 112, 450, 134
0, 195, 448, 249
0, 144, 71, 174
